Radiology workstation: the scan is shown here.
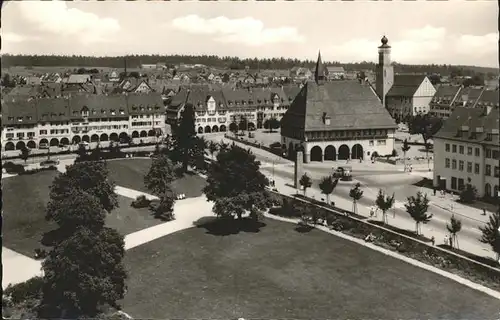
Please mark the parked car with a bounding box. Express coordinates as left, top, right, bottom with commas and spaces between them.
39, 143, 49, 149
40, 159, 59, 167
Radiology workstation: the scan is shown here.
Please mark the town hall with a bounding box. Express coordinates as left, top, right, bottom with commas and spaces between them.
280, 38, 398, 163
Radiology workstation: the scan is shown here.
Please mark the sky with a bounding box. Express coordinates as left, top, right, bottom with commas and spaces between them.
2, 0, 498, 67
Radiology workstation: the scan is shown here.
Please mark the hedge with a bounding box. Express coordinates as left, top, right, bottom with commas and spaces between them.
268, 191, 500, 292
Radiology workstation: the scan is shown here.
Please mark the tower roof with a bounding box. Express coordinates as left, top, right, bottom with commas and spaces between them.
379, 35, 391, 49
314, 51, 327, 84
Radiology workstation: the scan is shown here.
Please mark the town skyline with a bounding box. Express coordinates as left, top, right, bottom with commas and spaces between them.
2, 1, 498, 68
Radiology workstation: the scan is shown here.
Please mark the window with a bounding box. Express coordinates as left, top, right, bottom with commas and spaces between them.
445, 143, 450, 152
452, 144, 457, 153
458, 178, 465, 191
17, 117, 23, 122
445, 158, 450, 168
486, 165, 491, 176
467, 162, 472, 173
27, 132, 35, 137
475, 148, 480, 157
467, 147, 472, 155
377, 140, 386, 146
16, 132, 25, 138
40, 130, 47, 135
6, 133, 14, 138
451, 177, 457, 190
369, 140, 374, 146
493, 150, 500, 160
474, 163, 480, 174
459, 160, 464, 171
495, 166, 500, 178
486, 149, 492, 158
452, 159, 457, 169
459, 145, 464, 154
486, 133, 492, 141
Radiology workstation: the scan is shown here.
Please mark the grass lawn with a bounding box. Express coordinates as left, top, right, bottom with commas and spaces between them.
107, 159, 207, 198
2, 171, 162, 258
122, 218, 500, 319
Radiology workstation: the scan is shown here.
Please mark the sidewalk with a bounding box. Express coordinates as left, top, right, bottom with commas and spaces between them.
2, 248, 43, 289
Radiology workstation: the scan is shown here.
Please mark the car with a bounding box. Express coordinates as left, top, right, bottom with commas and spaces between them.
39, 143, 49, 149
332, 166, 353, 181
40, 159, 60, 167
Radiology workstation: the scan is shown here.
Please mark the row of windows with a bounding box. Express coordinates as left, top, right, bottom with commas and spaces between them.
307, 129, 390, 140
72, 125, 129, 131
6, 132, 36, 138
445, 158, 499, 177
131, 122, 155, 127
445, 143, 481, 156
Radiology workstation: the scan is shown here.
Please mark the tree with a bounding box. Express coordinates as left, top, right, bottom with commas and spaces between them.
151, 185, 176, 220
446, 214, 462, 249
401, 139, 411, 170
203, 144, 272, 220
2, 73, 15, 87
349, 183, 364, 214
299, 173, 312, 197
218, 140, 229, 152
238, 117, 248, 132
20, 146, 31, 164
318, 175, 338, 205
38, 227, 127, 319
109, 141, 122, 157
144, 154, 175, 197
46, 190, 106, 237
49, 161, 118, 213
459, 182, 477, 203
76, 143, 87, 161
375, 189, 395, 224
208, 141, 219, 160
90, 144, 102, 161
479, 207, 500, 262
170, 104, 203, 172
404, 191, 432, 235
268, 117, 280, 133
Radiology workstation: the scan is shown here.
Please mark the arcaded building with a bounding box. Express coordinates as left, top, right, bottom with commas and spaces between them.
280, 51, 397, 163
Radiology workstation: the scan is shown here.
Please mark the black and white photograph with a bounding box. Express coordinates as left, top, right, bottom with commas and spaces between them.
1, 0, 499, 319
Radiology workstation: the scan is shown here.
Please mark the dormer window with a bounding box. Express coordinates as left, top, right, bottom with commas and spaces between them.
147, 106, 152, 111
469, 132, 477, 139
476, 127, 484, 133
486, 133, 493, 141
92, 110, 97, 115
111, 110, 116, 115
27, 116, 33, 120
322, 112, 331, 125
140, 107, 145, 111
461, 125, 469, 131
17, 117, 23, 122
120, 109, 125, 115
8, 117, 14, 121
132, 106, 137, 110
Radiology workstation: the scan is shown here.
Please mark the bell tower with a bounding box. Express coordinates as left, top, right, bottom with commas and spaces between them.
375, 35, 394, 107
314, 51, 327, 85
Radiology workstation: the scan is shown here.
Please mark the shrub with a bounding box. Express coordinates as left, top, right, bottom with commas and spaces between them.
4, 161, 25, 174
4, 276, 43, 305
131, 195, 151, 208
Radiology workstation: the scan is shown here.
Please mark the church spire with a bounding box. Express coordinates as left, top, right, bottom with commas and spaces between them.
314, 50, 326, 84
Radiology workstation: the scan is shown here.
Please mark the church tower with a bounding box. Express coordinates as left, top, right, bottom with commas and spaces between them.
314, 51, 327, 85
375, 36, 394, 107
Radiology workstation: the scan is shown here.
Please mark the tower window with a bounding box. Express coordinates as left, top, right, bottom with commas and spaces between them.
384, 70, 387, 77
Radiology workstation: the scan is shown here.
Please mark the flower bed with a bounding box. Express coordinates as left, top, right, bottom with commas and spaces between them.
268, 191, 500, 292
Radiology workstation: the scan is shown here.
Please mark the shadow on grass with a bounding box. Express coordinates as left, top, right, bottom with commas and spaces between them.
293, 194, 367, 220
194, 217, 266, 236
412, 178, 434, 189
295, 223, 314, 233
437, 244, 500, 268
368, 220, 432, 243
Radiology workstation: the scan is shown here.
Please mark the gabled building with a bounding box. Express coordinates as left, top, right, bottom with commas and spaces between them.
429, 85, 462, 119
326, 66, 345, 80
433, 105, 499, 198
281, 51, 397, 163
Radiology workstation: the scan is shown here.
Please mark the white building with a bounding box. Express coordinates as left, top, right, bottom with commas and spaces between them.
1, 93, 166, 152
280, 51, 398, 163
433, 105, 499, 199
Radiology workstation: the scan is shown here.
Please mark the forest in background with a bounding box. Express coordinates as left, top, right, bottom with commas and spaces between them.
2, 54, 498, 78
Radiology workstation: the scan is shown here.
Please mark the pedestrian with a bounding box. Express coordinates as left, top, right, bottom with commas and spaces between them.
369, 206, 375, 218
444, 234, 449, 246
431, 236, 435, 246
482, 208, 487, 216
433, 187, 436, 196
409, 165, 413, 172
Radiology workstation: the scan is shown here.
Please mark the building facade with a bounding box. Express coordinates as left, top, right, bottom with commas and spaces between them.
280, 51, 398, 163
433, 106, 499, 199
1, 93, 166, 151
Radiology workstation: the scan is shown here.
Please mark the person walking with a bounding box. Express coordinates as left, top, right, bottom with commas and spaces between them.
431, 236, 435, 246
482, 208, 487, 216
444, 234, 449, 247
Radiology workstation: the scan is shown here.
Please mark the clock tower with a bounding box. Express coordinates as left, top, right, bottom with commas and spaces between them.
375, 35, 394, 108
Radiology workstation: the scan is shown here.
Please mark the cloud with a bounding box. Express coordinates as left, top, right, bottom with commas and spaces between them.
171, 15, 305, 46
16, 1, 120, 44
454, 33, 498, 53
2, 32, 39, 43
401, 25, 447, 41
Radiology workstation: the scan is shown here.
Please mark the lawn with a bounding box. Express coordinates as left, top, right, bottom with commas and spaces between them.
122, 218, 500, 319
106, 159, 207, 198
2, 171, 162, 258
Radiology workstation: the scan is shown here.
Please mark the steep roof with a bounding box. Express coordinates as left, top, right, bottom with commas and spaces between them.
67, 74, 92, 84
314, 51, 327, 83
282, 80, 397, 132
434, 85, 461, 98
476, 89, 499, 106
326, 66, 345, 73
434, 106, 499, 147
386, 74, 427, 97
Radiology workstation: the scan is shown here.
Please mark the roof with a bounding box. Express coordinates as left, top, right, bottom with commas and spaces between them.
326, 66, 345, 73
386, 74, 427, 97
67, 74, 92, 84
434, 85, 461, 98
477, 89, 499, 106
282, 80, 397, 132
434, 106, 500, 146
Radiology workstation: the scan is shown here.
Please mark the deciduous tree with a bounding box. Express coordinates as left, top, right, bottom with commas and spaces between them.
204, 144, 272, 220
401, 139, 410, 170
38, 227, 127, 319
299, 173, 312, 197
349, 183, 364, 215
208, 141, 219, 160
459, 182, 477, 203
375, 189, 395, 224
318, 175, 338, 205
479, 208, 500, 262
170, 103, 202, 172
447, 214, 462, 249
405, 191, 432, 235
20, 146, 31, 164
49, 161, 118, 212
144, 154, 175, 197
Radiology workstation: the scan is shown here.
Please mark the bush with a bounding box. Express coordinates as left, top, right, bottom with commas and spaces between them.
131, 195, 151, 208
4, 161, 25, 174
4, 276, 43, 305
459, 184, 477, 203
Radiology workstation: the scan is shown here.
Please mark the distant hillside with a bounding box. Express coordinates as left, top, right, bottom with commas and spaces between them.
2, 54, 498, 78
